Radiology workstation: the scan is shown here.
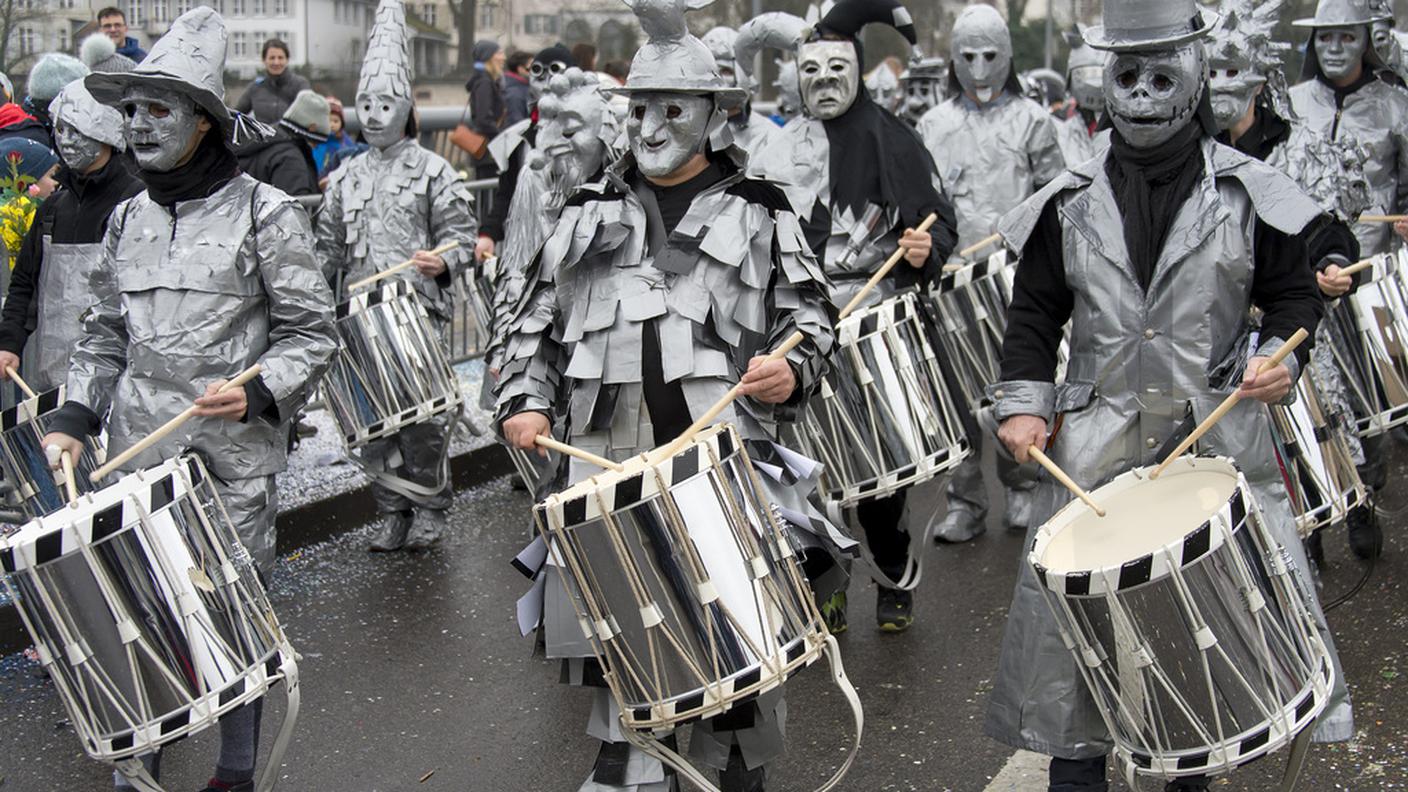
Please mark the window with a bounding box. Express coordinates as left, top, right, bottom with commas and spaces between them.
151, 0, 168, 23
232, 30, 247, 58
523, 13, 556, 34
228, 0, 244, 14
127, 0, 143, 24
57, 28, 71, 51
176, 0, 193, 14
421, 2, 435, 26
59, 0, 77, 9
478, 4, 495, 28
252, 0, 266, 15
274, 0, 288, 15
18, 26, 35, 55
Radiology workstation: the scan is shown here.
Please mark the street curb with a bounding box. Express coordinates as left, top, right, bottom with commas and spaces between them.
0, 442, 518, 658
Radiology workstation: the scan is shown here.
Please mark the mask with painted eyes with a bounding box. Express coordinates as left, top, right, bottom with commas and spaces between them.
950, 5, 1012, 104
121, 87, 205, 172
1104, 43, 1207, 149
530, 60, 569, 100
1370, 18, 1399, 62
54, 121, 107, 172
356, 91, 412, 150
1208, 56, 1264, 131
626, 92, 713, 178
1315, 25, 1370, 81
797, 40, 859, 120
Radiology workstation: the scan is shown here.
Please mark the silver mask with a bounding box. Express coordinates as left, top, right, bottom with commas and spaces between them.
529, 60, 569, 100
798, 40, 860, 120
357, 90, 413, 150
122, 87, 204, 172
627, 92, 713, 178
1104, 43, 1207, 149
950, 5, 1012, 104
1315, 25, 1370, 82
1371, 19, 1399, 64
1208, 58, 1264, 131
533, 79, 612, 203
1068, 64, 1106, 113
54, 120, 107, 172
901, 78, 944, 123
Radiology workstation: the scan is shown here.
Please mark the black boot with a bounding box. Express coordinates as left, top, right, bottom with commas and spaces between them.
1306, 530, 1325, 569
876, 586, 914, 633
1163, 779, 1209, 792
198, 781, 253, 792
720, 747, 765, 792
404, 509, 447, 551
368, 511, 412, 552
1346, 504, 1383, 560
817, 589, 847, 635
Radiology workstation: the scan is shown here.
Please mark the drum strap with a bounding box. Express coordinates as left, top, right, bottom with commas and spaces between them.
830, 499, 932, 592
254, 647, 302, 792
351, 403, 464, 504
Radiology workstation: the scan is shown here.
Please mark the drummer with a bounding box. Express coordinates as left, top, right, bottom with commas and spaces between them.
755, 0, 960, 633
984, 0, 1354, 789
914, 4, 1066, 544
495, 0, 842, 787
316, 0, 476, 553
41, 8, 337, 790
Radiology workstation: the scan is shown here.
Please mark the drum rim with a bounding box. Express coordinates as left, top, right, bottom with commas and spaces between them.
930, 248, 1013, 296
334, 277, 418, 318
821, 438, 971, 506
0, 384, 66, 431
1029, 455, 1248, 597
335, 390, 465, 449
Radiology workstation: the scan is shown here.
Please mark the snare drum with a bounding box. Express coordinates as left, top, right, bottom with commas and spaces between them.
790, 291, 969, 506
0, 386, 105, 520
1269, 373, 1367, 537
930, 250, 1018, 408
535, 424, 829, 732
324, 280, 464, 449
0, 455, 297, 763
1327, 252, 1408, 437
1030, 456, 1333, 780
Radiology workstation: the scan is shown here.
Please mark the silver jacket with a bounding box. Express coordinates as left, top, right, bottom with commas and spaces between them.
316, 137, 477, 314
917, 94, 1066, 253
731, 110, 781, 163
67, 174, 338, 480
29, 238, 105, 392
983, 139, 1353, 756
1289, 77, 1408, 254
1053, 113, 1097, 168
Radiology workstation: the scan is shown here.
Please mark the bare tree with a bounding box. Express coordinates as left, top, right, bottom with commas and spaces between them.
0, 0, 52, 76
444, 0, 477, 76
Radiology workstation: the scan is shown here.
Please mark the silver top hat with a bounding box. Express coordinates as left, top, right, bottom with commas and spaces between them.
1292, 0, 1390, 27
1085, 0, 1219, 50
606, 0, 748, 100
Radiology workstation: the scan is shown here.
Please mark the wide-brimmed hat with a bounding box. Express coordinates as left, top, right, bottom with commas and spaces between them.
604, 0, 747, 102
1292, 0, 1390, 27
1085, 0, 1219, 51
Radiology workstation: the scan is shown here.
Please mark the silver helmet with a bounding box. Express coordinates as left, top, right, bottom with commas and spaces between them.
1065, 31, 1108, 114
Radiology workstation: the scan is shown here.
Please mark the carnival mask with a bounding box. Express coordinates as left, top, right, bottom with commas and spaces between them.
534, 88, 611, 202
121, 88, 205, 172
1068, 64, 1106, 113
797, 40, 860, 120
627, 92, 713, 179
1315, 26, 1369, 82
530, 60, 569, 100
1208, 58, 1265, 131
54, 120, 107, 172
1371, 19, 1399, 62
950, 6, 1012, 104
357, 90, 412, 150
901, 78, 944, 123
1105, 44, 1206, 149
775, 60, 803, 120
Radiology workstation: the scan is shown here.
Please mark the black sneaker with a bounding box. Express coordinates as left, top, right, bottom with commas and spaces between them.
1347, 504, 1383, 560
818, 589, 848, 635
720, 747, 766, 792
876, 586, 914, 633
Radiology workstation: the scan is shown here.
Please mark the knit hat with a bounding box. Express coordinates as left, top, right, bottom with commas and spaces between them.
280, 89, 331, 142
0, 137, 59, 184
27, 53, 90, 102
473, 39, 501, 63
80, 32, 137, 74
534, 43, 575, 68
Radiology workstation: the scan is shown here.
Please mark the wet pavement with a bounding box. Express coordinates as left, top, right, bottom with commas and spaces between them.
0, 446, 1404, 791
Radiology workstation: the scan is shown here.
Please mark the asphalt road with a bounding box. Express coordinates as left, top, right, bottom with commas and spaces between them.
0, 447, 1404, 791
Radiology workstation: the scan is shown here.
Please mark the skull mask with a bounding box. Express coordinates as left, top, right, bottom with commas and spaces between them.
1314, 25, 1370, 82
626, 92, 714, 178
356, 90, 412, 150
121, 87, 206, 172
533, 75, 613, 204
950, 5, 1012, 104
797, 40, 860, 120
1208, 53, 1265, 131
54, 120, 107, 172
1104, 43, 1207, 149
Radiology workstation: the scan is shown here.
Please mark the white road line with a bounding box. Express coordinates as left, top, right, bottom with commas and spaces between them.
983, 750, 1051, 792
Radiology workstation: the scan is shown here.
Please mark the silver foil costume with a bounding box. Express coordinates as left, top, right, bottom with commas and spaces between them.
1055, 37, 1108, 164
316, 0, 477, 518
983, 0, 1353, 759
702, 25, 780, 161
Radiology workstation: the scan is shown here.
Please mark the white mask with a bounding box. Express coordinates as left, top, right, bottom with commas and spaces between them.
797, 40, 860, 120
122, 87, 204, 172
1315, 26, 1369, 82
356, 90, 412, 150
627, 92, 714, 178
950, 6, 1012, 104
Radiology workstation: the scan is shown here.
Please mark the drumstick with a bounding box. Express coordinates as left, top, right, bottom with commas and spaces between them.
1357, 214, 1408, 223
60, 450, 78, 505
89, 364, 263, 483
1335, 257, 1377, 278
6, 366, 36, 399
650, 213, 939, 465
959, 232, 1002, 260
1149, 327, 1310, 480
1028, 445, 1106, 517
346, 241, 462, 291
532, 434, 624, 472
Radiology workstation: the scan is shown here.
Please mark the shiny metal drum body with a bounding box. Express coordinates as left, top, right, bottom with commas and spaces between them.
1328, 252, 1408, 437
1268, 373, 1366, 538
534, 424, 828, 733
790, 291, 970, 506
929, 250, 1018, 409
1029, 456, 1333, 781
324, 280, 463, 449
0, 456, 296, 762
0, 386, 106, 521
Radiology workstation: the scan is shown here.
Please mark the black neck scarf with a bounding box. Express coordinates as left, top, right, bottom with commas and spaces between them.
1105, 120, 1206, 292
1215, 102, 1290, 163
139, 132, 240, 207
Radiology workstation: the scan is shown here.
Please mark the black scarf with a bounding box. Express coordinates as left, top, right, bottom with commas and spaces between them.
139, 132, 240, 207
1105, 120, 1206, 292
1215, 101, 1290, 162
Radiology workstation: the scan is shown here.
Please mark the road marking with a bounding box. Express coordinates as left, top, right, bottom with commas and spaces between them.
983, 750, 1050, 792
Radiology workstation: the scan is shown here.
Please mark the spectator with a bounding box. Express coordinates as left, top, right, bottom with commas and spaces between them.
571, 43, 597, 72
235, 37, 312, 124
235, 89, 327, 196
0, 101, 51, 148
502, 50, 532, 126
602, 59, 629, 84
464, 39, 505, 179
24, 53, 89, 134
80, 31, 137, 73
313, 95, 362, 178
97, 7, 146, 62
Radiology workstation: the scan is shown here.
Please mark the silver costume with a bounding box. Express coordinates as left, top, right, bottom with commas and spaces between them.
702, 25, 781, 161
316, 0, 477, 518
1055, 37, 1107, 165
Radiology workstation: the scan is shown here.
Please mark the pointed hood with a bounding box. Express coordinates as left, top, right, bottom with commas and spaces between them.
359, 0, 414, 102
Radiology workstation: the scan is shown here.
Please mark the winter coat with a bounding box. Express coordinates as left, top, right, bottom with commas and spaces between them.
235, 70, 313, 125
464, 68, 505, 139
236, 131, 319, 196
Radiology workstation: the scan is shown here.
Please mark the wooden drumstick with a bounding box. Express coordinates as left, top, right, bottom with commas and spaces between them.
1335, 257, 1377, 278
1028, 445, 1105, 517
533, 434, 625, 472
346, 241, 462, 291
60, 450, 78, 505
6, 366, 36, 400
650, 213, 939, 465
1356, 214, 1408, 223
959, 232, 1003, 260
89, 364, 263, 483
1149, 327, 1310, 480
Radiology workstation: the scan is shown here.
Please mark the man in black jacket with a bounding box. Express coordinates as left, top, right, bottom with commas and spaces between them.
235, 89, 328, 196
0, 80, 141, 392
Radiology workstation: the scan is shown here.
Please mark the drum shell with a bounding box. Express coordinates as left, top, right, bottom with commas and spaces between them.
0, 456, 292, 761
0, 386, 106, 521
1268, 373, 1366, 537
1327, 252, 1408, 437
